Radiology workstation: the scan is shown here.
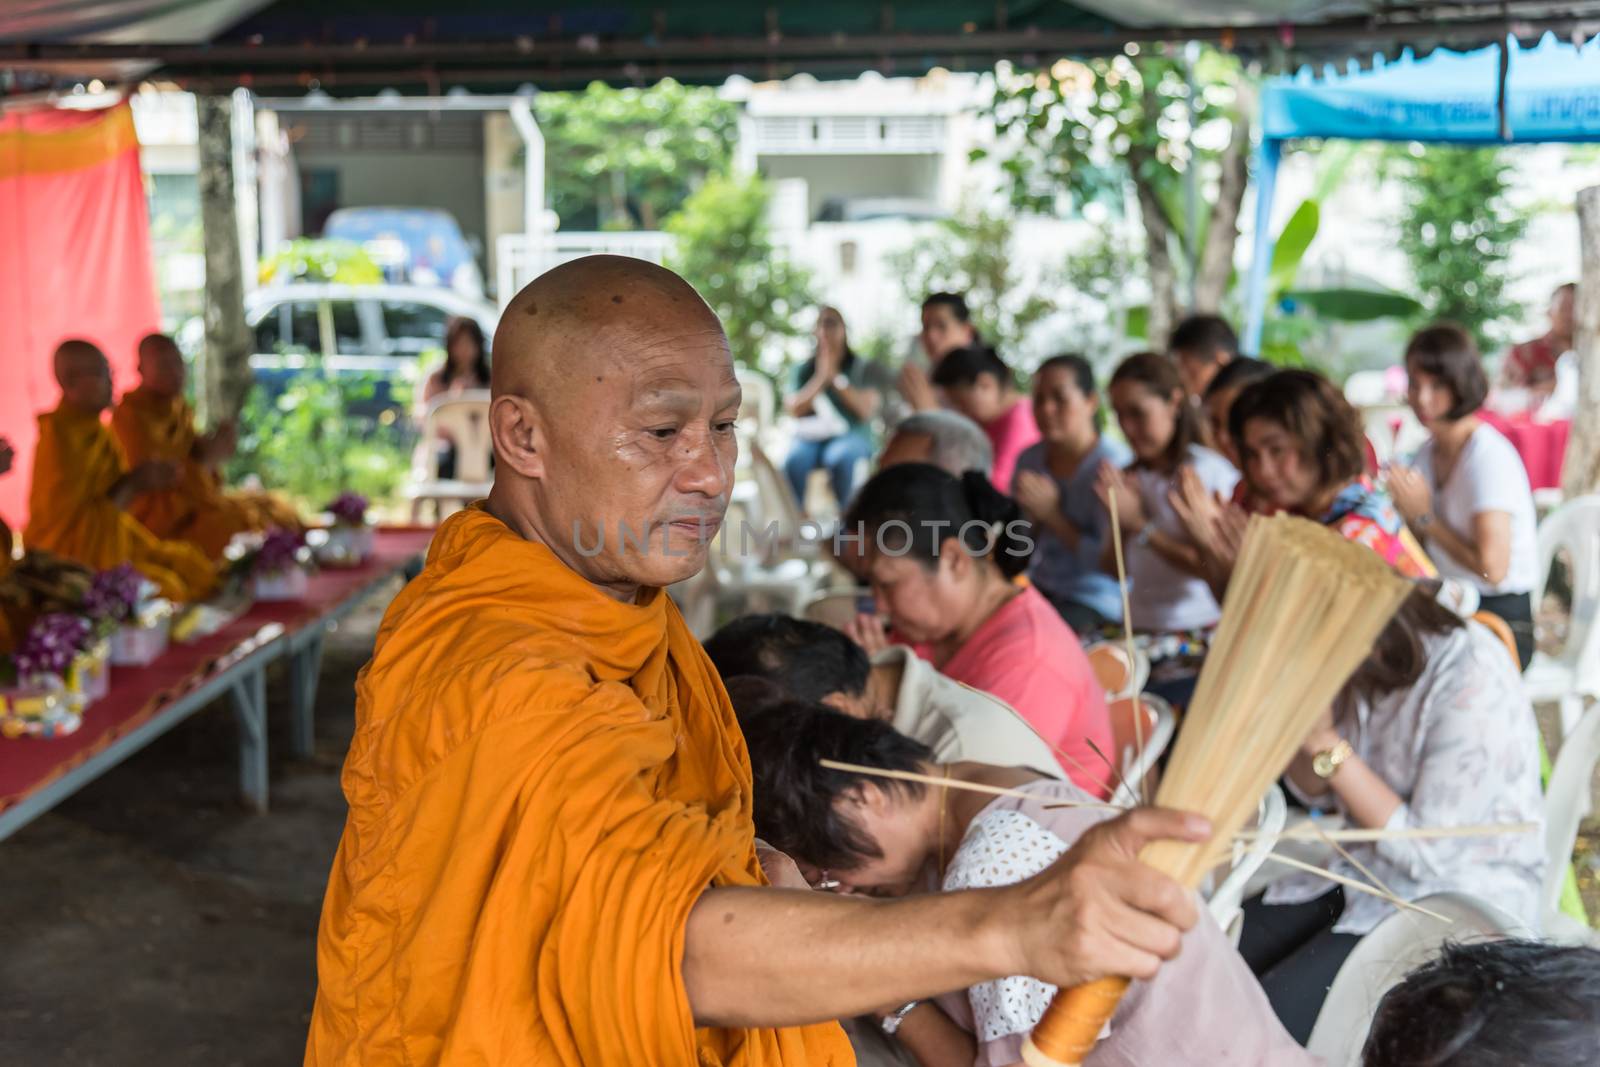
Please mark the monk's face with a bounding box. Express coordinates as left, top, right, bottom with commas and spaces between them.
57, 346, 113, 413
138, 338, 186, 396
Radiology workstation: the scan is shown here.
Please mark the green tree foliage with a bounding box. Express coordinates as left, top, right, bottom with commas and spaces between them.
884, 206, 1057, 360
1391, 144, 1527, 347
665, 173, 813, 371
982, 49, 1252, 345
258, 239, 383, 286
535, 80, 739, 231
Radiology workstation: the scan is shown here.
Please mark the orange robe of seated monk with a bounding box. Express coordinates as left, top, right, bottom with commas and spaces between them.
111, 387, 299, 559
306, 505, 851, 1067
26, 406, 216, 603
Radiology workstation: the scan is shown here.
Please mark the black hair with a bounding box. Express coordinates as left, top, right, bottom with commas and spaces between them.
1203, 356, 1275, 400
744, 700, 933, 872
930, 345, 1013, 391
1168, 313, 1240, 362
1405, 323, 1489, 421
843, 463, 1033, 580
1362, 938, 1600, 1067
1229, 368, 1367, 494
921, 291, 972, 323
1108, 351, 1200, 471
704, 614, 871, 704
1345, 581, 1465, 702
441, 316, 490, 387
721, 674, 791, 731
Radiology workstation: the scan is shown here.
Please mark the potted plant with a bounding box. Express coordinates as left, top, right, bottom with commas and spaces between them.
14, 612, 104, 712
251, 528, 311, 601
87, 564, 172, 667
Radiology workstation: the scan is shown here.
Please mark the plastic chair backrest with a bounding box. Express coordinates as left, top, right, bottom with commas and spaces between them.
1206, 783, 1287, 933
1106, 693, 1175, 806
746, 438, 808, 541
1542, 699, 1600, 927
1306, 892, 1533, 1067
422, 391, 494, 482
1085, 641, 1149, 700
804, 591, 862, 632
736, 368, 777, 436
1529, 495, 1600, 689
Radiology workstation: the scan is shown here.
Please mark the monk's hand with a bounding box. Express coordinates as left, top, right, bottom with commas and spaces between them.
203, 421, 239, 464
1007, 807, 1210, 988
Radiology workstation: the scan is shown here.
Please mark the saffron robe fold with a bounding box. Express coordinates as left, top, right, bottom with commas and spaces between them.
111, 387, 298, 558
25, 406, 215, 603
306, 505, 852, 1067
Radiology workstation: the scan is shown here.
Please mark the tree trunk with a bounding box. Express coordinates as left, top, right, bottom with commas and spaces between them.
1563, 185, 1600, 497
1192, 85, 1254, 313
1133, 167, 1179, 349
197, 94, 252, 426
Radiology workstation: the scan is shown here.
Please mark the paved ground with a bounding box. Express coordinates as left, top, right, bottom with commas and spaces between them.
0, 581, 395, 1067
0, 575, 1595, 1066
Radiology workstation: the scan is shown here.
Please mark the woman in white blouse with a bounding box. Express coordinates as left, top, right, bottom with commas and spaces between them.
1239, 583, 1546, 1043
1388, 324, 1541, 668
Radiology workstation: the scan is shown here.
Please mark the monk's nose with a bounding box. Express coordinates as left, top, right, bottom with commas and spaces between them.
675, 430, 732, 500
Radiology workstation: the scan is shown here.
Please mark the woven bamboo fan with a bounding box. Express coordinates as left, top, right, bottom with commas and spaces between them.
1022, 512, 1416, 1067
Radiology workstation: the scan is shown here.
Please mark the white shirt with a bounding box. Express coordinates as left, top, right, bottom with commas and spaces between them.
1411, 423, 1539, 595
1126, 445, 1239, 632
876, 647, 1063, 777
1265, 622, 1546, 934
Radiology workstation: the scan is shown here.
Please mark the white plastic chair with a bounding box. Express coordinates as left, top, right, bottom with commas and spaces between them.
805, 590, 865, 632
1105, 693, 1175, 808
1524, 495, 1600, 737
1542, 698, 1600, 943
1342, 369, 1394, 408
1305, 892, 1534, 1067
1084, 641, 1151, 701
1207, 783, 1287, 944
736, 367, 778, 440
406, 390, 494, 522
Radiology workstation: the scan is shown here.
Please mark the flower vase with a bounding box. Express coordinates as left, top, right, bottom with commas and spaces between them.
253, 566, 310, 602
111, 601, 173, 667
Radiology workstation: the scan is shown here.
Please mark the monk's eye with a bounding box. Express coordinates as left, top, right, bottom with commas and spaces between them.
713, 419, 736, 435
647, 427, 679, 441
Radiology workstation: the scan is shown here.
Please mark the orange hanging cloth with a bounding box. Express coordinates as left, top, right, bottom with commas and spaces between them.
25, 405, 215, 603
306, 505, 852, 1067
110, 387, 298, 559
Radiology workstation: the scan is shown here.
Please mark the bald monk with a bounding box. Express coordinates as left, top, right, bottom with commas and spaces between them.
306, 256, 1210, 1066
27, 340, 216, 603
111, 333, 298, 558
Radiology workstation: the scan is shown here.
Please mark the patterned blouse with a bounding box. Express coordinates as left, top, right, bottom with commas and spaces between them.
1316, 475, 1437, 579
1265, 621, 1547, 934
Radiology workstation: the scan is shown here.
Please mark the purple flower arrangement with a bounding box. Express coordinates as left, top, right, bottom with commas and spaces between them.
15, 613, 92, 680
83, 564, 143, 626
254, 528, 307, 576
327, 492, 369, 527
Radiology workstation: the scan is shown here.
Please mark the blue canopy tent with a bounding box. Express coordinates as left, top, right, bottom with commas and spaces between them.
1243, 34, 1600, 353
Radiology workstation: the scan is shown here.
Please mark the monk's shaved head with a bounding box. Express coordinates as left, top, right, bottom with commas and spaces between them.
54, 339, 114, 413
136, 333, 186, 397
486, 255, 740, 600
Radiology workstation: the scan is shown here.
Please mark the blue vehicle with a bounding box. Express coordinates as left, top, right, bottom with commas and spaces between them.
322, 207, 486, 300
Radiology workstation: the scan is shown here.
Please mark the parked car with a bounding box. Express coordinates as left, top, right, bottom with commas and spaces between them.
178, 282, 497, 419
323, 206, 486, 300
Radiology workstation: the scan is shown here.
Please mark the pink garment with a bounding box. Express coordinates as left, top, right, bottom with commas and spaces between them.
984, 399, 1042, 492
937, 587, 1114, 798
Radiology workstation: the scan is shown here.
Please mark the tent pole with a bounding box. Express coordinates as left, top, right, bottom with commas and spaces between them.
1242, 138, 1282, 357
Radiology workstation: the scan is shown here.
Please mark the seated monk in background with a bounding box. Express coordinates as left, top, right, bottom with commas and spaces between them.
111, 333, 299, 558
306, 255, 1211, 1066
26, 340, 215, 603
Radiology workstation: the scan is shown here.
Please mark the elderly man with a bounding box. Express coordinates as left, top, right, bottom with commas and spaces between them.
876, 409, 993, 478
305, 257, 1209, 1066
111, 333, 299, 559
27, 341, 215, 602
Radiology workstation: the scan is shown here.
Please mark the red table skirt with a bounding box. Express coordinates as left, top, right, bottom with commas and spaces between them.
1479, 411, 1571, 491
0, 528, 434, 814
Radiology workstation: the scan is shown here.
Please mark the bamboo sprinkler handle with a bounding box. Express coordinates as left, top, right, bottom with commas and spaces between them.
1021, 976, 1132, 1067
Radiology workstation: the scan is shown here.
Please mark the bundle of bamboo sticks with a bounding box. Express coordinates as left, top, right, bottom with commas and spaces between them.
1022, 512, 1416, 1067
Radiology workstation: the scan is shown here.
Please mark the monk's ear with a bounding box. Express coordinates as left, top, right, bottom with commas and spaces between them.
489, 395, 546, 480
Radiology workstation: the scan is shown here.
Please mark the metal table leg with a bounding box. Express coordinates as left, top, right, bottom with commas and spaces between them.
230, 668, 269, 813
286, 633, 326, 760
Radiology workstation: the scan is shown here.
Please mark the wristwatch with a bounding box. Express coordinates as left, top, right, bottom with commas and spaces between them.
880, 1001, 921, 1035
1312, 738, 1355, 779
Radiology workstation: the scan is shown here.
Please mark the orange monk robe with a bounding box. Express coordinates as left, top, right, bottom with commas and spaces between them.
306, 506, 852, 1067
0, 517, 13, 652
111, 387, 299, 558
26, 406, 216, 603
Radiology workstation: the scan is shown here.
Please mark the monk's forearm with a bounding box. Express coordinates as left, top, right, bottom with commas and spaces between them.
682, 885, 1014, 1028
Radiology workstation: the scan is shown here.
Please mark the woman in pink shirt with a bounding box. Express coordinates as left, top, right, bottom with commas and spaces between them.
929, 346, 1041, 491
842, 462, 1113, 797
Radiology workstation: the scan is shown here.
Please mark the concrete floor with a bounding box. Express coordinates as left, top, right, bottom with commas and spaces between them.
0, 582, 394, 1067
